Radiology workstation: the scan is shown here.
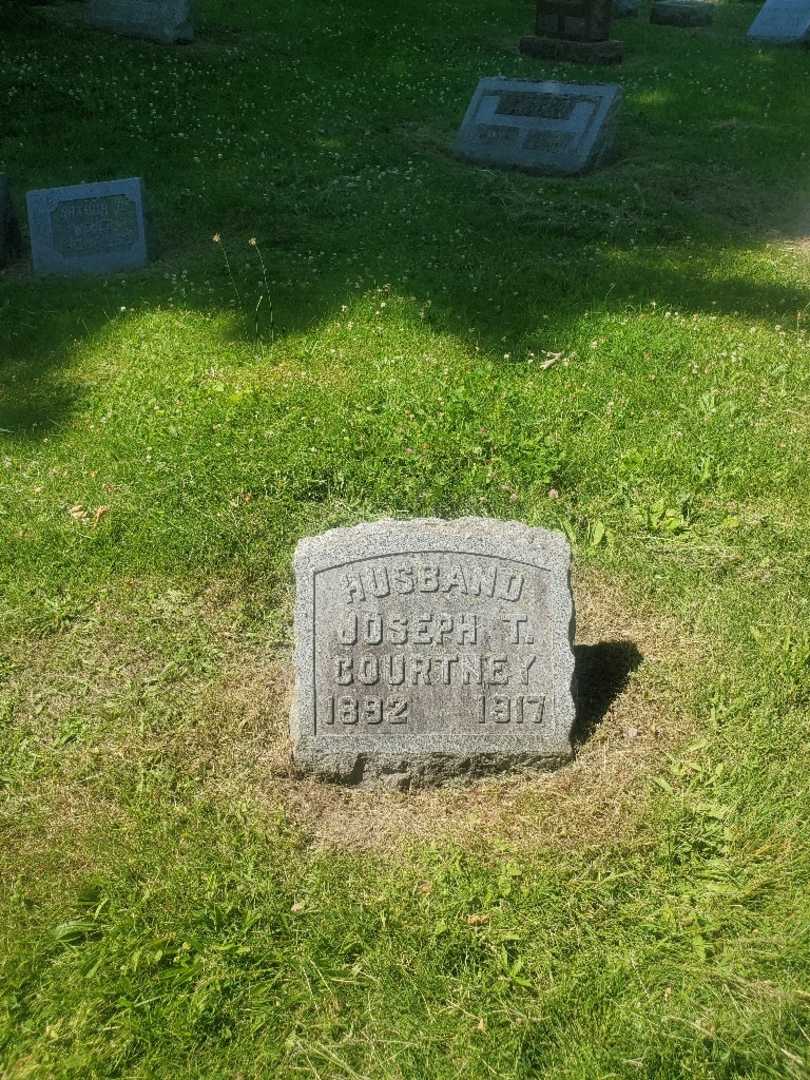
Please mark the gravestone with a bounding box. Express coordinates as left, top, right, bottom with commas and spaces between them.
26, 177, 147, 276
454, 78, 622, 177
1, 176, 23, 268
614, 0, 640, 16
748, 0, 810, 42
291, 518, 576, 789
520, 0, 624, 63
651, 0, 714, 24
86, 0, 192, 44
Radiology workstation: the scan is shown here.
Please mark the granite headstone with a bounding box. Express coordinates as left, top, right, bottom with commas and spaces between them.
1, 176, 23, 268
86, 0, 192, 44
614, 0, 640, 15
747, 0, 810, 42
26, 177, 147, 276
291, 518, 576, 789
521, 0, 624, 62
454, 78, 622, 177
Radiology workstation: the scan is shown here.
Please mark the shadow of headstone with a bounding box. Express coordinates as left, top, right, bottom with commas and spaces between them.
572, 639, 643, 746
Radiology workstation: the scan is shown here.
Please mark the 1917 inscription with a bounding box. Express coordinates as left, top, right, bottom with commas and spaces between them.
292, 519, 576, 786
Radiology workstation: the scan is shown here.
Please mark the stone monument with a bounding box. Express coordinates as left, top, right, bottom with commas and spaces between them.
520, 0, 624, 63
454, 78, 622, 177
291, 518, 576, 789
1, 176, 23, 269
747, 0, 810, 42
614, 0, 640, 16
26, 177, 148, 276
650, 0, 714, 25
86, 0, 192, 44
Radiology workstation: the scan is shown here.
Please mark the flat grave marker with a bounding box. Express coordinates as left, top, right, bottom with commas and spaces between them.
747, 0, 810, 42
291, 518, 577, 789
26, 177, 147, 276
86, 0, 192, 43
454, 78, 622, 177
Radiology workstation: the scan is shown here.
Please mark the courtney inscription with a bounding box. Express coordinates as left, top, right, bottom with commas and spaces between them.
292, 520, 576, 787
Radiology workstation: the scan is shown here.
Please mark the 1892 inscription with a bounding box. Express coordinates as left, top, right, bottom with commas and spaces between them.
312, 553, 552, 736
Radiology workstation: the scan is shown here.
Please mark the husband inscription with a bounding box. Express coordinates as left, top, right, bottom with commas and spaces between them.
291, 519, 576, 788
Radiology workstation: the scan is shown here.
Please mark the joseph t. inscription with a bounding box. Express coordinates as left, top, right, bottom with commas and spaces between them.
292, 519, 576, 788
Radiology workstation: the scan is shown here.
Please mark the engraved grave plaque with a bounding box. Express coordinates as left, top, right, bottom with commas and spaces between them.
292, 519, 576, 788
454, 78, 621, 176
26, 178, 147, 276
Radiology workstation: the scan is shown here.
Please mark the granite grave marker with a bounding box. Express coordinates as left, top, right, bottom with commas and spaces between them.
291, 519, 576, 789
87, 0, 192, 43
747, 0, 810, 42
26, 177, 147, 276
454, 78, 622, 177
520, 0, 624, 63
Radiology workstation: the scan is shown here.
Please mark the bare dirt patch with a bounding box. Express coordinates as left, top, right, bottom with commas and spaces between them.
251, 567, 698, 854
2, 569, 698, 867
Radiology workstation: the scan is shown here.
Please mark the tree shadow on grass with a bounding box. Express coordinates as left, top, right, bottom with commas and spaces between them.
572, 640, 643, 748
2, 0, 810, 446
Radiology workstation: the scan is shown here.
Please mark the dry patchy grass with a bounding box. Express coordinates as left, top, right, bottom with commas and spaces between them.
2, 568, 700, 873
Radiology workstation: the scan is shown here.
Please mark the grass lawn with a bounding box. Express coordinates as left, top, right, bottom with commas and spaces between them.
1, 0, 810, 1075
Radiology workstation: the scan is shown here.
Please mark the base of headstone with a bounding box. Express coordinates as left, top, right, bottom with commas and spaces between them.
519, 34, 624, 63
650, 0, 714, 25
294, 748, 575, 791
0, 177, 23, 269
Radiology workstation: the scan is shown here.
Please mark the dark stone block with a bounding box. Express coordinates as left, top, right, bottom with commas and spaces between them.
536, 0, 615, 40
0, 177, 23, 268
650, 0, 714, 25
520, 34, 624, 62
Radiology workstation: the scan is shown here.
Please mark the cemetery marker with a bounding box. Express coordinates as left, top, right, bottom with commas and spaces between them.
26, 177, 148, 276
521, 0, 624, 64
454, 78, 622, 177
291, 519, 577, 789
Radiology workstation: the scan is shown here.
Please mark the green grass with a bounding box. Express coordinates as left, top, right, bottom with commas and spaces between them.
1, 0, 810, 1075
